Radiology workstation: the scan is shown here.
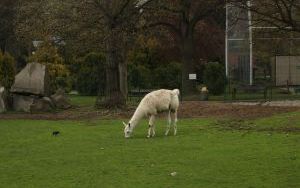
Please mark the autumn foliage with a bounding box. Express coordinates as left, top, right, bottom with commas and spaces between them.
28, 41, 71, 92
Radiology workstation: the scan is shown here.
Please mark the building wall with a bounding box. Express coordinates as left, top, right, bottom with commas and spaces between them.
275, 56, 300, 86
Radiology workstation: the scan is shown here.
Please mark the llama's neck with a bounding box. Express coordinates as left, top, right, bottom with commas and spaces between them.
129, 106, 145, 129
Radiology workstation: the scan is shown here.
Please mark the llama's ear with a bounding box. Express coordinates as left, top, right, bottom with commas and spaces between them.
122, 122, 127, 127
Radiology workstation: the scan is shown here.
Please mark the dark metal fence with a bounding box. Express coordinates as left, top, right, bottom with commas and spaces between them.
127, 69, 300, 102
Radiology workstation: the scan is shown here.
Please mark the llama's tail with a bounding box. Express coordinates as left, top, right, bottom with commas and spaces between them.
172, 89, 180, 96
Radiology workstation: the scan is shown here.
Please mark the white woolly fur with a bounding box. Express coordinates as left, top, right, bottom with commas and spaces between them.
123, 89, 180, 138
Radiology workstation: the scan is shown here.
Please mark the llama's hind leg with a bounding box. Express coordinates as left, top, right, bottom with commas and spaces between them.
165, 111, 171, 136
152, 124, 156, 137
171, 111, 178, 136
147, 115, 156, 138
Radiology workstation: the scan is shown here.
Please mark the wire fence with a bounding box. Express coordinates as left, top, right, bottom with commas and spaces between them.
127, 75, 300, 103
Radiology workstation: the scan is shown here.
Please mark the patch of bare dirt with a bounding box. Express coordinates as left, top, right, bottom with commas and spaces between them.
214, 119, 300, 133
0, 101, 299, 120
178, 101, 299, 119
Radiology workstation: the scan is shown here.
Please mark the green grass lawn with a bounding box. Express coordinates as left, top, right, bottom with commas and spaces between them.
0, 113, 299, 188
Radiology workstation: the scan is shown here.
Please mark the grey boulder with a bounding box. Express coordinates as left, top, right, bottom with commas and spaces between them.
51, 89, 72, 109
11, 62, 50, 96
13, 94, 36, 112
0, 87, 6, 113
13, 94, 54, 113
30, 97, 55, 113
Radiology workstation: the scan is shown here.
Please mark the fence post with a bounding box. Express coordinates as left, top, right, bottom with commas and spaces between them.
264, 86, 267, 101
270, 86, 273, 101
232, 87, 237, 101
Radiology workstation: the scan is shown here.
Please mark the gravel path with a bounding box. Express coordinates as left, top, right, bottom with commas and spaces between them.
233, 100, 300, 107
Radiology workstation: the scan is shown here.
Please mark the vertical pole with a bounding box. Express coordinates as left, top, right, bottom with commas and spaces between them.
248, 0, 253, 85
225, 2, 230, 101
225, 3, 229, 77
288, 34, 292, 85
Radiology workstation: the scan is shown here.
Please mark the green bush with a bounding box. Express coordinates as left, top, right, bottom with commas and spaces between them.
128, 64, 151, 89
127, 48, 181, 90
153, 62, 181, 89
77, 52, 105, 96
0, 52, 16, 89
203, 62, 226, 95
128, 61, 181, 90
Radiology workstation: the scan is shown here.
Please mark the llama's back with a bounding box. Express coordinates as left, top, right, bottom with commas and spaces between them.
139, 89, 179, 113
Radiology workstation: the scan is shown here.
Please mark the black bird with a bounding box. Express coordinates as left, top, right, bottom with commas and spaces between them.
52, 131, 60, 136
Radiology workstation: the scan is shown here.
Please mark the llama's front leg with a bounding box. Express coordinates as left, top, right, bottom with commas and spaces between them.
165, 111, 171, 136
147, 115, 155, 138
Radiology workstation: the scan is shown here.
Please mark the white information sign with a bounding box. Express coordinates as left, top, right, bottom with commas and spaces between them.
189, 74, 197, 80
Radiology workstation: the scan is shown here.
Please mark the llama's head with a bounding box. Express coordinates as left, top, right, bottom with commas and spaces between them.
123, 122, 132, 138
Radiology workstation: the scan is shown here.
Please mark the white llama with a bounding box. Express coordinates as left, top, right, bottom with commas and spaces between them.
123, 89, 180, 138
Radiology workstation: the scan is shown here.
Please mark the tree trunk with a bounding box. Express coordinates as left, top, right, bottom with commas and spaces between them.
181, 33, 197, 97
96, 27, 126, 108
119, 61, 127, 100
0, 40, 6, 52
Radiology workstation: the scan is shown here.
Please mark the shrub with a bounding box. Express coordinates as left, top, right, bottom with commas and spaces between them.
153, 62, 181, 89
128, 61, 181, 90
28, 41, 71, 92
76, 52, 105, 96
128, 63, 151, 89
127, 49, 181, 90
0, 52, 16, 89
203, 62, 226, 95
